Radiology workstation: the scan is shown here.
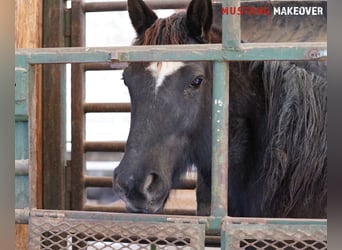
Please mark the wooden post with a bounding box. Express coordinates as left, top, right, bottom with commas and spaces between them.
15, 0, 42, 249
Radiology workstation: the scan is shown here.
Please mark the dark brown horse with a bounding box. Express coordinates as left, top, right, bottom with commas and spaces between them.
112, 0, 327, 218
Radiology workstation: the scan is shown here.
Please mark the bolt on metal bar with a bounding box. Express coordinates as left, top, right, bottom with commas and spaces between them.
211, 61, 229, 219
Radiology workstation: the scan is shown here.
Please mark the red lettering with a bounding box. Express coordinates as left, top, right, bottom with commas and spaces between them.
222, 5, 271, 16
257, 7, 264, 15
264, 7, 271, 16
250, 6, 256, 15
237, 6, 242, 15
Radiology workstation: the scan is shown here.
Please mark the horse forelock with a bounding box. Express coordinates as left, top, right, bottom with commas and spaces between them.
133, 11, 219, 46
133, 12, 189, 46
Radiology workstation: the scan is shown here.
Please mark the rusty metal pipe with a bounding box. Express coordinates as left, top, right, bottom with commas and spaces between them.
84, 176, 196, 189
83, 204, 196, 216
84, 141, 126, 152
83, 103, 131, 113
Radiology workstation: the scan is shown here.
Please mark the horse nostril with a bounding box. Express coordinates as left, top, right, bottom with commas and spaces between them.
142, 173, 162, 195
113, 172, 136, 195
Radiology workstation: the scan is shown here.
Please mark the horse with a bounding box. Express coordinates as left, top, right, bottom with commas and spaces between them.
112, 0, 327, 218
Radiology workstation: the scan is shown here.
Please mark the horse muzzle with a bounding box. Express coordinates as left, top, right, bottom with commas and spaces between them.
112, 169, 170, 213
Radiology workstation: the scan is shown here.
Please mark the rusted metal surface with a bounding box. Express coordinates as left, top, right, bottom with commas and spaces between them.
70, 0, 86, 211
84, 176, 113, 187
83, 103, 131, 113
42, 0, 67, 210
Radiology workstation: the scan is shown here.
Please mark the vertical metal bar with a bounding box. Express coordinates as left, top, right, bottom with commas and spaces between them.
71, 0, 86, 210
222, 0, 241, 48
42, 0, 67, 210
211, 61, 229, 218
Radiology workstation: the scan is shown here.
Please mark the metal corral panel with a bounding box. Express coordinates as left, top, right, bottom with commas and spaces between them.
28, 209, 205, 249
221, 217, 327, 250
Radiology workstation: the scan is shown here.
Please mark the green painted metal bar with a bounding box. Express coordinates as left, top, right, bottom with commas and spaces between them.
15, 122, 30, 210
15, 59, 30, 119
15, 55, 31, 211
222, 0, 241, 49
210, 62, 229, 222
15, 42, 327, 64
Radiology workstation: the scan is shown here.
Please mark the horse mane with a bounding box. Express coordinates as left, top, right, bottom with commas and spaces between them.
259, 61, 327, 217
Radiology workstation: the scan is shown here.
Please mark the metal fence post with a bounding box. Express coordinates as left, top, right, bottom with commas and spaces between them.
210, 61, 229, 231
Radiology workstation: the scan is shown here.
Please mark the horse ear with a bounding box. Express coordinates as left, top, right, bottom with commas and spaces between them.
127, 0, 158, 35
186, 0, 213, 39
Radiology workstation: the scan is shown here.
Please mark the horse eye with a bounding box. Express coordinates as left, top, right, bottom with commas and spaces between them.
191, 76, 203, 88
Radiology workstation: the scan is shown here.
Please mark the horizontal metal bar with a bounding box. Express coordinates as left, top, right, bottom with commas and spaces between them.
15, 208, 30, 224
84, 176, 196, 189
84, 103, 131, 113
15, 42, 327, 64
85, 176, 113, 187
29, 208, 205, 230
84, 62, 128, 70
15, 159, 29, 176
83, 0, 326, 12
84, 141, 126, 152
224, 216, 327, 226
83, 204, 196, 216
84, 0, 190, 12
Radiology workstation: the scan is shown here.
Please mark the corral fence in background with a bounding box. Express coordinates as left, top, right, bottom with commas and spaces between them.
15, 0, 327, 249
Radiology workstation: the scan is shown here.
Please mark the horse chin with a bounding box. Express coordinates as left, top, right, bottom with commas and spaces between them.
125, 200, 166, 214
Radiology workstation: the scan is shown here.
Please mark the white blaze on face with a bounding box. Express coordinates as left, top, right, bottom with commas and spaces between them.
147, 62, 185, 92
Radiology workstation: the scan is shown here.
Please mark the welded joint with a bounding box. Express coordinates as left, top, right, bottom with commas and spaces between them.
111, 51, 129, 61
